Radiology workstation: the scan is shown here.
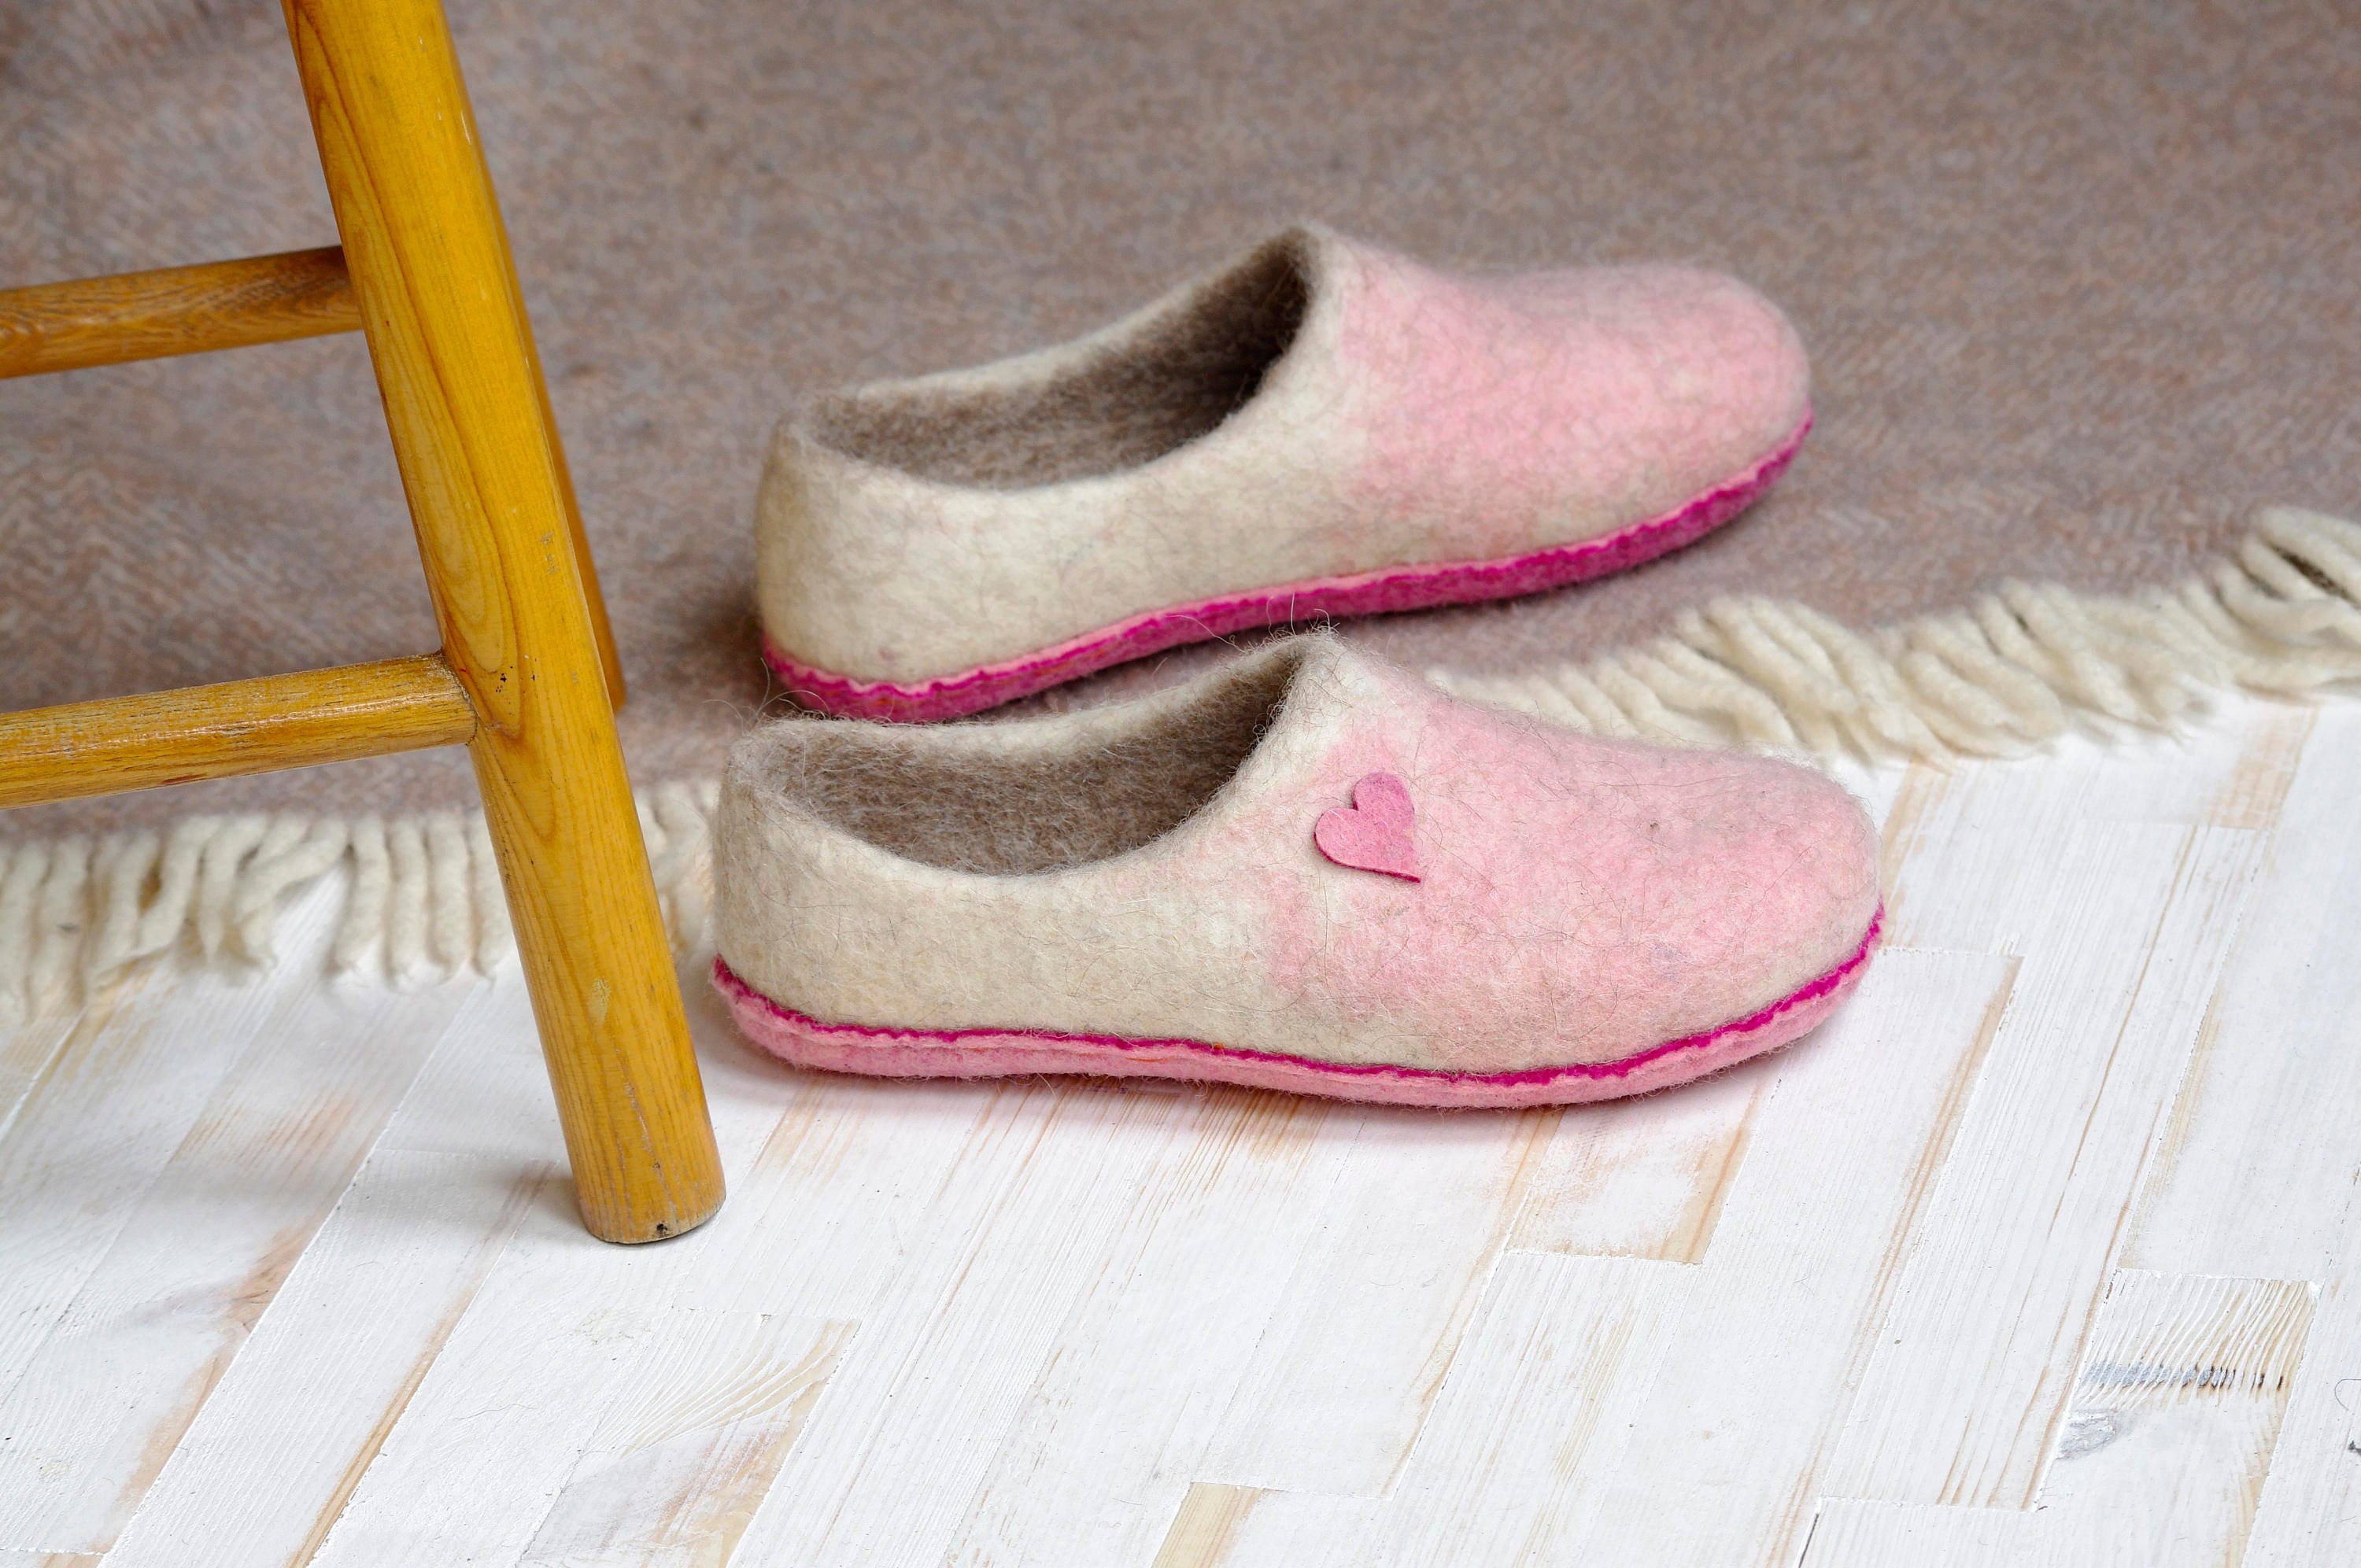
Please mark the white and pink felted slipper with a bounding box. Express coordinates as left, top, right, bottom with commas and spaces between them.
757, 224, 1812, 721
711, 637, 1881, 1108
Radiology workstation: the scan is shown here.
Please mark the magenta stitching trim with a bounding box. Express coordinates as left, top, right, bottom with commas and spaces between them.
715, 902, 1881, 1090
766, 411, 1812, 722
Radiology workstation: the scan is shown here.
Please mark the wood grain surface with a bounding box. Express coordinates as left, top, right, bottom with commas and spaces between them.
0, 248, 358, 379
3, 693, 2357, 1562
0, 656, 475, 810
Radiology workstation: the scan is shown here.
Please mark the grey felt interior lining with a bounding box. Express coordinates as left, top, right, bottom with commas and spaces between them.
747, 647, 1301, 874
801, 231, 1313, 490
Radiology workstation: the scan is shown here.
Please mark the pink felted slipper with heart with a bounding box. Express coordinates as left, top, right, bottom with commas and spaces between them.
711, 637, 1881, 1107
756, 224, 1812, 721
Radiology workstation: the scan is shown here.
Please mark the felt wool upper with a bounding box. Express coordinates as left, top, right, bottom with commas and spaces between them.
756, 225, 1810, 688
712, 639, 1879, 1075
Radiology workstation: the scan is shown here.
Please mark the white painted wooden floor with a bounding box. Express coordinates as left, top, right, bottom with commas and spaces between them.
3, 692, 2358, 1567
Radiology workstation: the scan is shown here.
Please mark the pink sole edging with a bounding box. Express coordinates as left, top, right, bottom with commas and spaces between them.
714, 904, 1881, 1109
765, 411, 1812, 722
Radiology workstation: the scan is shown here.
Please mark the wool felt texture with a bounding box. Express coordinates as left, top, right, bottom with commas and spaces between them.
714, 915, 1879, 1109
756, 225, 1812, 719
1314, 772, 1421, 882
710, 636, 1883, 1101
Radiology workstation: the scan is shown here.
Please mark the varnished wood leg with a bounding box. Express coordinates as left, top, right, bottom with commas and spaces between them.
283, 0, 722, 1241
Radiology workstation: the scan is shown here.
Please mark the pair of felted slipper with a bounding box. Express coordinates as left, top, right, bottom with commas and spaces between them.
713, 225, 1882, 1106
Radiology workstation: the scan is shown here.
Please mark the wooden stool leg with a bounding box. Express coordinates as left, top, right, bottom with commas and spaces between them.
284, 0, 723, 1242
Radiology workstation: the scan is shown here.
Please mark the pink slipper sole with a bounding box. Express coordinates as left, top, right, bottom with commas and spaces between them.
764, 411, 1810, 724
715, 902, 1879, 1109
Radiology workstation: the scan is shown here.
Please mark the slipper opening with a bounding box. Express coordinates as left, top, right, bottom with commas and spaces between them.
804, 231, 1314, 489
739, 643, 1308, 873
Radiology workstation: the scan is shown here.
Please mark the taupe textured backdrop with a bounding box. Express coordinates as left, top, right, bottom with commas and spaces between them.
5, 0, 2356, 833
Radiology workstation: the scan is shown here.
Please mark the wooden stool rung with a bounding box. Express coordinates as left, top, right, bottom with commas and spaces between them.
0, 246, 360, 380
0, 654, 476, 810
2, 0, 722, 1243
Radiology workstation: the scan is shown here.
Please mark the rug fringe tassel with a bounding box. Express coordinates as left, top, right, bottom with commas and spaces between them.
1428, 505, 2361, 760
4, 507, 2359, 1020
0, 779, 722, 1025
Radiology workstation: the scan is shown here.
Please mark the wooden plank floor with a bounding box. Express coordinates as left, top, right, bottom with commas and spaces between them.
2, 692, 2356, 1566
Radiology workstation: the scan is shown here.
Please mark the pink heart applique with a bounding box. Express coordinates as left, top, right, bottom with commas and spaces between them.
1314, 771, 1421, 882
